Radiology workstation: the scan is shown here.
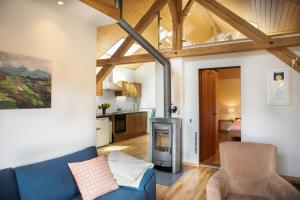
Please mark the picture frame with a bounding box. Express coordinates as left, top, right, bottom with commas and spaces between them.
267, 69, 291, 106
0, 51, 52, 109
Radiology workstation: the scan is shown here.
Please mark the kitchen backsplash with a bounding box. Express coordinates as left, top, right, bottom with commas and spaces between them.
96, 90, 139, 114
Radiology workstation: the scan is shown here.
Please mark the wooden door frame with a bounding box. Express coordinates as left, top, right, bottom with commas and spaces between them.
198, 66, 241, 165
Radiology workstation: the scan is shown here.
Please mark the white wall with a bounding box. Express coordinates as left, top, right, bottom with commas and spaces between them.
0, 0, 113, 169
134, 62, 156, 109
182, 47, 300, 177
155, 58, 184, 118
113, 67, 135, 83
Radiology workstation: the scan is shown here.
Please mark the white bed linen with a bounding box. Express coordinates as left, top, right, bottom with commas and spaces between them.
227, 120, 241, 131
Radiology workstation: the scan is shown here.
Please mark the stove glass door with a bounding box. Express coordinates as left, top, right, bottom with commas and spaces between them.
155, 129, 170, 152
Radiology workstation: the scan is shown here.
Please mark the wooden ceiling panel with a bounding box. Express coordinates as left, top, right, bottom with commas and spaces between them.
184, 3, 214, 44
217, 0, 300, 35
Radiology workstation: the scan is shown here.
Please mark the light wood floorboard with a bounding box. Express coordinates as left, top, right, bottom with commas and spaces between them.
98, 135, 217, 200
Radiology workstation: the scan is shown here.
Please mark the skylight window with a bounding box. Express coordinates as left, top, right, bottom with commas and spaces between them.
100, 38, 125, 59
159, 26, 172, 46
125, 43, 141, 56
99, 38, 142, 59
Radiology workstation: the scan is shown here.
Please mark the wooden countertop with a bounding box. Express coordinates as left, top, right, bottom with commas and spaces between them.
96, 111, 147, 118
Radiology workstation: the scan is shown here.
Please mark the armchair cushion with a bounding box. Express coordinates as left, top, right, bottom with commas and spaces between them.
206, 170, 231, 200
220, 142, 276, 196
266, 174, 300, 200
226, 194, 268, 200
207, 142, 300, 200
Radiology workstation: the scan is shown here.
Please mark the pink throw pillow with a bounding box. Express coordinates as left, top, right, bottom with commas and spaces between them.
68, 156, 119, 200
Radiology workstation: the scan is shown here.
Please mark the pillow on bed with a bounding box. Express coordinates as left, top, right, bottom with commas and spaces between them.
68, 156, 119, 200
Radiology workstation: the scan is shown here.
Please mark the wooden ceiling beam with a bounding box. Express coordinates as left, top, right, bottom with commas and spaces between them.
182, 0, 195, 21
195, 0, 270, 42
114, 0, 167, 57
168, 0, 183, 50
196, 0, 300, 71
268, 48, 300, 73
96, 35, 300, 66
93, 0, 167, 84
80, 0, 120, 21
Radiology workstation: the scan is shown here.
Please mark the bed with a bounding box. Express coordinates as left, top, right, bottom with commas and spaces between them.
227, 119, 241, 141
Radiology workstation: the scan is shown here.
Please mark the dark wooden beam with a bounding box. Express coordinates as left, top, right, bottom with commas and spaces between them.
96, 35, 300, 66
80, 0, 120, 21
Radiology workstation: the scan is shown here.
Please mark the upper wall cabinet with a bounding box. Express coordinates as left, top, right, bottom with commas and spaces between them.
116, 81, 141, 97
96, 82, 103, 96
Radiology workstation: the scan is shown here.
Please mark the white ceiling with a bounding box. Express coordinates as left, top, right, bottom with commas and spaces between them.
38, 0, 116, 27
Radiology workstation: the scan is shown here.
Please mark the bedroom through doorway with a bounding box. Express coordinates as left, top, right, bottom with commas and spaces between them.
199, 67, 241, 166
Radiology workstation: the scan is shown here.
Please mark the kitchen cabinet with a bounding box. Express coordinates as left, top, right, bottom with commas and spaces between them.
96, 82, 103, 96
113, 112, 147, 142
126, 112, 147, 135
115, 81, 130, 96
96, 117, 110, 147
115, 81, 141, 97
129, 82, 141, 97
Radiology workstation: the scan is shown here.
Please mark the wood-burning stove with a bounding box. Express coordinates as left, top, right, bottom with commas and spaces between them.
151, 118, 182, 173
115, 4, 182, 173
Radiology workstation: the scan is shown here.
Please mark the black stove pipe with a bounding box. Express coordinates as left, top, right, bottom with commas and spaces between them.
115, 0, 172, 118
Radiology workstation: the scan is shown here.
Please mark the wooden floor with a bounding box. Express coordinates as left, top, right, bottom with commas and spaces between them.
98, 134, 149, 161
98, 135, 217, 200
201, 131, 241, 166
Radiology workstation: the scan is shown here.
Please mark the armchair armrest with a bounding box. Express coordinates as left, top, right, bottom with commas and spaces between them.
138, 169, 156, 200
266, 174, 300, 200
138, 169, 155, 190
206, 170, 231, 200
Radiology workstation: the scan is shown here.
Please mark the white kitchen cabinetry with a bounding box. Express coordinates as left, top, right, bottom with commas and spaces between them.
96, 117, 110, 147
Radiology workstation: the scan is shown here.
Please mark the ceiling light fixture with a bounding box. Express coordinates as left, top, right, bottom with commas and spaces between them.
57, 1, 64, 5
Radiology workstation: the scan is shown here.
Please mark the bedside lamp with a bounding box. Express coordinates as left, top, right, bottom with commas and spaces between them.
227, 107, 236, 120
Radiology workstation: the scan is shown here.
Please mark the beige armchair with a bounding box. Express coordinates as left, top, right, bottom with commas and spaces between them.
206, 142, 300, 200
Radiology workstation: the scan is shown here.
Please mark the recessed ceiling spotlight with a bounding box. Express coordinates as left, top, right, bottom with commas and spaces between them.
57, 1, 64, 5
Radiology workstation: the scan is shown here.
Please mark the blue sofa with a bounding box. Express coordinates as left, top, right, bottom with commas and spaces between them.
0, 146, 156, 200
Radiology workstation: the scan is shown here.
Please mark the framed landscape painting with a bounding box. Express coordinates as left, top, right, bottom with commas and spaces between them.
0, 51, 51, 109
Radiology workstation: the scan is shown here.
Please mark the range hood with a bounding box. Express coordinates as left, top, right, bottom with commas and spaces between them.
102, 72, 122, 91
103, 82, 122, 91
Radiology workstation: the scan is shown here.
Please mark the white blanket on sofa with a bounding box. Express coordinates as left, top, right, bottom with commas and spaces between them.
107, 151, 154, 188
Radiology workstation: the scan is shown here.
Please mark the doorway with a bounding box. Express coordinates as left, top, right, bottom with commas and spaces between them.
199, 67, 241, 166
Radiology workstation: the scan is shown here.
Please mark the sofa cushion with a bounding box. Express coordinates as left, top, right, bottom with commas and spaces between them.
96, 186, 146, 200
0, 168, 20, 200
70, 186, 146, 200
15, 146, 98, 200
68, 156, 119, 200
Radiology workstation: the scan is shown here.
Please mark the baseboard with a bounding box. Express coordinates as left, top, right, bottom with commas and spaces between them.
182, 162, 200, 167
183, 162, 221, 169
281, 175, 300, 183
